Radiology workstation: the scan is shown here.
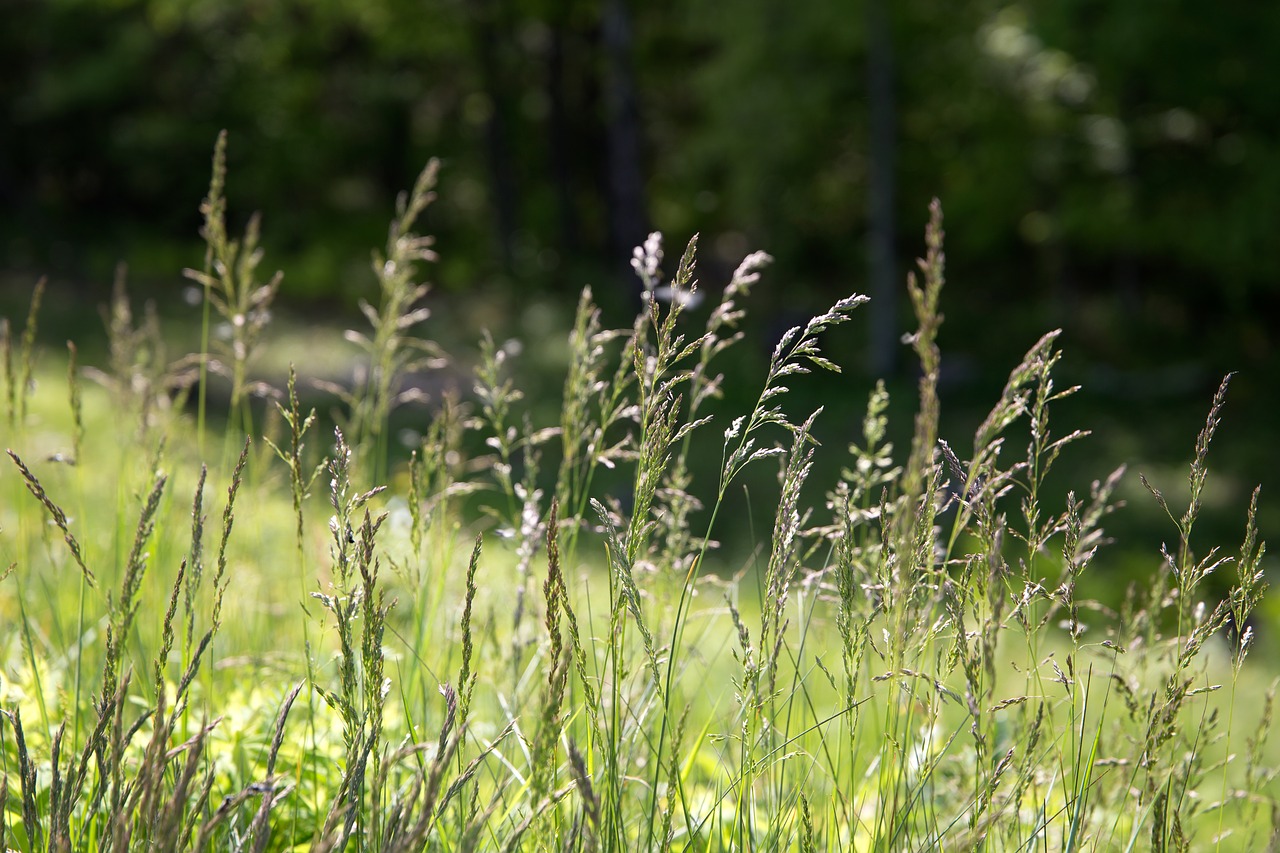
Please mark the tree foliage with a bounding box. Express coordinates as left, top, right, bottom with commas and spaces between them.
2, 0, 1275, 366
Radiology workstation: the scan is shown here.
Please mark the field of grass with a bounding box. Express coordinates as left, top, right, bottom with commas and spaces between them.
1, 144, 1277, 851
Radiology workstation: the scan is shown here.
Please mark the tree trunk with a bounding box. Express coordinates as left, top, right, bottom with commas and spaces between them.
548, 19, 580, 254
471, 0, 519, 271
601, 0, 649, 289
866, 0, 898, 377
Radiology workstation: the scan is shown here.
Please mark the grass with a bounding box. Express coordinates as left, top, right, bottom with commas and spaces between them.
0, 139, 1277, 851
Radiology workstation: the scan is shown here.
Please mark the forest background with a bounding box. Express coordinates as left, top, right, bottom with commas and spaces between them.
2, 0, 1276, 605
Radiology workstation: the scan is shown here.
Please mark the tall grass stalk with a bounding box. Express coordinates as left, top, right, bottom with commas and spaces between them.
185, 131, 283, 459
322, 159, 444, 485
2, 153, 1276, 851
2, 277, 45, 429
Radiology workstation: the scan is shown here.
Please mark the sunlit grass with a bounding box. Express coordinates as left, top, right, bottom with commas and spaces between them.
0, 142, 1276, 851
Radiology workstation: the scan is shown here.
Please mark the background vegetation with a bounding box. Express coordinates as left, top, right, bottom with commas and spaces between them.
4, 0, 1278, 608
5, 0, 1279, 338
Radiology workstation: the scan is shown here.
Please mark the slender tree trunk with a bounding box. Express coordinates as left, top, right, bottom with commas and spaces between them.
866, 0, 898, 377
601, 0, 649, 287
548, 19, 580, 254
471, 0, 519, 271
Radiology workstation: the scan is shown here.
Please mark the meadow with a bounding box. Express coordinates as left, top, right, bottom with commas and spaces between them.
1, 138, 1276, 851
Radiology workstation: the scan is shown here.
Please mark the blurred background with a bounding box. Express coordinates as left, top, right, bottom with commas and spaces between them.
2, 0, 1276, 596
